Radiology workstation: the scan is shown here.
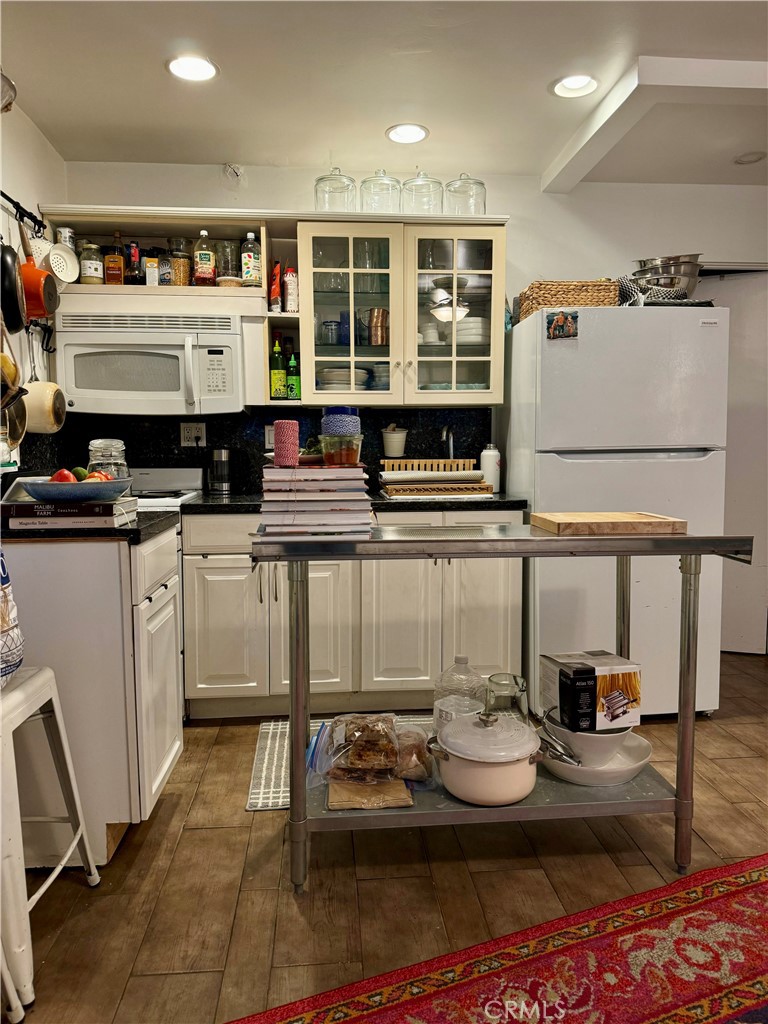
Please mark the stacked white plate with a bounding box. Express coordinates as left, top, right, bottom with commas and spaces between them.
418, 321, 443, 346
317, 367, 368, 391
456, 317, 491, 347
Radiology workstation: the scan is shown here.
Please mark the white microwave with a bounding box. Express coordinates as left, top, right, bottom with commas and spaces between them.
54, 311, 248, 415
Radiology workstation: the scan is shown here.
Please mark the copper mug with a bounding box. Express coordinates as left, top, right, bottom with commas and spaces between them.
365, 307, 389, 346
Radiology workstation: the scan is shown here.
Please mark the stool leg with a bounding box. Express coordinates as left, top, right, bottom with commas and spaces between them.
41, 698, 100, 887
1, 731, 35, 1006
1, 942, 26, 1023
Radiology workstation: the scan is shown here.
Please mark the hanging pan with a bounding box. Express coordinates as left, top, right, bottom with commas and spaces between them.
18, 222, 58, 320
1, 234, 26, 333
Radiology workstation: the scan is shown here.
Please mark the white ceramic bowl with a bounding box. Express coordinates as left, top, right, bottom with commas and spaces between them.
541, 733, 652, 787
543, 712, 633, 767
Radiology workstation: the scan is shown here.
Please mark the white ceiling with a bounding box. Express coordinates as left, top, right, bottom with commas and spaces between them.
2, 1, 767, 186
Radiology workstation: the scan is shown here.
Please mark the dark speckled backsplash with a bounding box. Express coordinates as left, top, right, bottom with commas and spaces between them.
16, 407, 492, 494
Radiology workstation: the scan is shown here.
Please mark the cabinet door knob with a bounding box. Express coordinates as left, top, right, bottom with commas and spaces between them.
406, 360, 414, 369
393, 361, 402, 370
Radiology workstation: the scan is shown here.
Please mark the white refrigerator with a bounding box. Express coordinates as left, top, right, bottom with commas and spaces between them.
500, 307, 729, 716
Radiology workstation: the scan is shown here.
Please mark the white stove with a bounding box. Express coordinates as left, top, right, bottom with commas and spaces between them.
131, 468, 203, 511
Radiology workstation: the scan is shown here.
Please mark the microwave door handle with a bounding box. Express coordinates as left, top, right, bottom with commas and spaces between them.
184, 335, 197, 409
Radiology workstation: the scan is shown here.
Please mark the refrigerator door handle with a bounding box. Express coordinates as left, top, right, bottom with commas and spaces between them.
545, 449, 720, 462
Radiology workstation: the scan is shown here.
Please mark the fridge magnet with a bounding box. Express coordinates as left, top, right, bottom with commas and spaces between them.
546, 310, 578, 339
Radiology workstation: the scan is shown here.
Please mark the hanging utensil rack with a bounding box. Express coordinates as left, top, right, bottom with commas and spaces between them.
0, 191, 47, 237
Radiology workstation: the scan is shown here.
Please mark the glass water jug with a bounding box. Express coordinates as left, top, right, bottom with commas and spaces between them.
360, 169, 401, 214
401, 170, 443, 215
445, 172, 487, 216
87, 438, 130, 479
314, 167, 356, 212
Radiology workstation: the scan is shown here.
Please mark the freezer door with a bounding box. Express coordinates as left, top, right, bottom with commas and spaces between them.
536, 308, 729, 451
529, 449, 726, 716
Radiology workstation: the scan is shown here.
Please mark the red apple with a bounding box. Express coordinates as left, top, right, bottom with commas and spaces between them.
49, 469, 77, 483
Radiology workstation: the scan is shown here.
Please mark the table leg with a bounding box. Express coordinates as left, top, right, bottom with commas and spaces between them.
288, 560, 310, 893
675, 554, 701, 874
616, 556, 631, 659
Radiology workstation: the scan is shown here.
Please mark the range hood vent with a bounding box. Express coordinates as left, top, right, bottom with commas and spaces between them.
57, 313, 239, 333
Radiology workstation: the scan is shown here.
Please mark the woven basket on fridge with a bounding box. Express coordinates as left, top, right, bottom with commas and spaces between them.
518, 280, 619, 322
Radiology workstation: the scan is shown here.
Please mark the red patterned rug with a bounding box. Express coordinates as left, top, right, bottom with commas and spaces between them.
228, 853, 768, 1024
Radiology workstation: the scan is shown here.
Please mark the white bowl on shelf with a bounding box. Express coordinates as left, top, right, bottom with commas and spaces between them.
543, 711, 633, 767
540, 733, 652, 787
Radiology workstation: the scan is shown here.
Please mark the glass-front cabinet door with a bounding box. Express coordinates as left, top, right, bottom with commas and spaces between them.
298, 223, 404, 405
403, 225, 506, 405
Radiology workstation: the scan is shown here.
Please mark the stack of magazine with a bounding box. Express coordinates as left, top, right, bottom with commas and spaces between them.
1, 494, 139, 529
260, 466, 372, 541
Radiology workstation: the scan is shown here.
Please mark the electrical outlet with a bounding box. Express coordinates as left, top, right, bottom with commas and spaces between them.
181, 423, 206, 447
264, 424, 275, 449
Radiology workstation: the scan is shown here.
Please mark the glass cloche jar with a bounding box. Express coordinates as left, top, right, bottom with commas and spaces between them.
360, 169, 401, 214
401, 170, 444, 215
314, 167, 356, 212
87, 438, 130, 479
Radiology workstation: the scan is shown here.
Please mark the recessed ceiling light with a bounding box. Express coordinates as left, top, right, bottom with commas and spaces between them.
386, 123, 429, 144
167, 56, 219, 82
553, 75, 598, 98
733, 150, 767, 165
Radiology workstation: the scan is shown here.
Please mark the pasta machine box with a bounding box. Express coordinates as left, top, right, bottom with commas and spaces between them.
539, 650, 641, 731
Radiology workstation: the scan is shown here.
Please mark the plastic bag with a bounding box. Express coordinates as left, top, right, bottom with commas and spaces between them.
393, 724, 431, 782
328, 713, 399, 770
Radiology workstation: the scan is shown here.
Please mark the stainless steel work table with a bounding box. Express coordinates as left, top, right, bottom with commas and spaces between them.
252, 524, 753, 891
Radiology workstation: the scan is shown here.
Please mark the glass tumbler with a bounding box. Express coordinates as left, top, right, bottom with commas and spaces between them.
215, 240, 240, 278
314, 167, 356, 212
445, 172, 487, 216
360, 169, 401, 214
401, 170, 443, 215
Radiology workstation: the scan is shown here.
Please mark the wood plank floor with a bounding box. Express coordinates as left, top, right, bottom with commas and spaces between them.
17, 655, 767, 1024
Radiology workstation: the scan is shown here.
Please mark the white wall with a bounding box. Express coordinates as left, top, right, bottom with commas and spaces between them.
65, 162, 768, 296
699, 272, 768, 654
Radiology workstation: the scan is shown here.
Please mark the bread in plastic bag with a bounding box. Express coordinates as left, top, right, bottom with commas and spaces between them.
394, 724, 431, 782
329, 713, 399, 770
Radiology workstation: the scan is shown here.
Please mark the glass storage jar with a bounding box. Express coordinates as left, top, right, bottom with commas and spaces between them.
360, 169, 401, 214
215, 239, 240, 278
79, 243, 104, 284
445, 172, 487, 216
401, 170, 443, 215
314, 167, 356, 212
87, 438, 130, 479
167, 237, 192, 286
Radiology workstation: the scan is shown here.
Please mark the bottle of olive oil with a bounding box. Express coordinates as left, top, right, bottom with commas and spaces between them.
270, 335, 287, 399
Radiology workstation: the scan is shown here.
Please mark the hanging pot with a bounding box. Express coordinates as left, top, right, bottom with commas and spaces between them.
1, 236, 26, 334
18, 223, 58, 320
3, 396, 27, 449
24, 324, 66, 433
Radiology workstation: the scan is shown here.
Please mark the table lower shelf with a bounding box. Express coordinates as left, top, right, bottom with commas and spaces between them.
304, 764, 676, 831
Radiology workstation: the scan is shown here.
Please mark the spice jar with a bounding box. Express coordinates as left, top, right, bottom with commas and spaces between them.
87, 438, 130, 479
79, 243, 104, 284
167, 236, 192, 286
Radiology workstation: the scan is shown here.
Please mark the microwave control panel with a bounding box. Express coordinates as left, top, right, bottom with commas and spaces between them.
201, 347, 233, 396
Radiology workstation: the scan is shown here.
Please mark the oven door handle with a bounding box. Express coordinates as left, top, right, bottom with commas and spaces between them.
184, 335, 197, 409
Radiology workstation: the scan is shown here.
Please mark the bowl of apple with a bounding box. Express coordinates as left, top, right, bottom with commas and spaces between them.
21, 468, 133, 502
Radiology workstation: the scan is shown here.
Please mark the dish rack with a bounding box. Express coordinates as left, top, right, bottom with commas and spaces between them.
380, 458, 494, 497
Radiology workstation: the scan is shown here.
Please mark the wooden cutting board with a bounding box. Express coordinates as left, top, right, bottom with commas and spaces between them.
531, 512, 688, 535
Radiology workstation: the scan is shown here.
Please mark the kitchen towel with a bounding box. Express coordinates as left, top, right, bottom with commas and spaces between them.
273, 420, 299, 467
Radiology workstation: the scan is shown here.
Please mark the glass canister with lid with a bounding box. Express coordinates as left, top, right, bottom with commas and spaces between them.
360, 169, 401, 214
445, 172, 487, 216
79, 243, 104, 284
87, 438, 130, 479
167, 236, 192, 286
401, 170, 444, 215
314, 167, 356, 212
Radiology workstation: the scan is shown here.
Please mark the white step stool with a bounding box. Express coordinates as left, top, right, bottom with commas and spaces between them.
1, 666, 100, 1015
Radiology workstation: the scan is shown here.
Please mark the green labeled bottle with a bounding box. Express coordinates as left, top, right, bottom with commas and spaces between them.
286, 354, 301, 400
270, 336, 287, 399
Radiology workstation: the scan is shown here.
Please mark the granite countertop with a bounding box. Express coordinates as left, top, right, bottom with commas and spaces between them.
2, 511, 180, 545
184, 493, 527, 514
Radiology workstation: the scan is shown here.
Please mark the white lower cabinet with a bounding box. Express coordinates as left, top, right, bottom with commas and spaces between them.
442, 512, 523, 677
182, 509, 523, 702
183, 555, 270, 698
361, 512, 443, 691
269, 561, 359, 695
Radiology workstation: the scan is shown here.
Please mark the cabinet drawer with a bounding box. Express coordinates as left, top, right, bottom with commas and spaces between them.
131, 527, 179, 603
182, 514, 261, 554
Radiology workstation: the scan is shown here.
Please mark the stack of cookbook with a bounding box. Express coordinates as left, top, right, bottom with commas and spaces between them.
259, 465, 372, 541
1, 494, 139, 529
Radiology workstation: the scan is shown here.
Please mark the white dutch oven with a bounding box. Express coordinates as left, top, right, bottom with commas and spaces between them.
428, 712, 541, 806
